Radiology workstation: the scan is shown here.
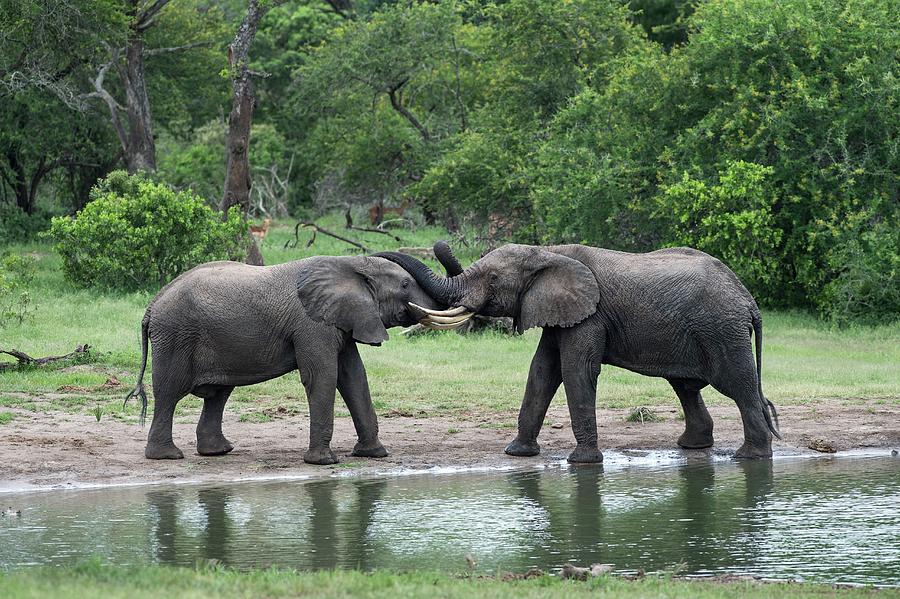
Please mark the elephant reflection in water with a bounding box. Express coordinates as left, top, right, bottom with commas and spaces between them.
146, 480, 386, 569
306, 478, 387, 570
147, 487, 234, 567
507, 466, 604, 567
507, 461, 774, 573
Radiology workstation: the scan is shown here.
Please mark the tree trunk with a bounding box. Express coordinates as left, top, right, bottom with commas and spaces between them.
3, 150, 55, 215
220, 0, 276, 267
122, 35, 156, 173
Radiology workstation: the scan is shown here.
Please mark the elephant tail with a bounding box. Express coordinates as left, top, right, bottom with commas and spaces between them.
124, 307, 151, 426
751, 309, 781, 439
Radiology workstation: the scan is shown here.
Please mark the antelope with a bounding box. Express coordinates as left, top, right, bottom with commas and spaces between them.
368, 199, 411, 225
249, 217, 271, 241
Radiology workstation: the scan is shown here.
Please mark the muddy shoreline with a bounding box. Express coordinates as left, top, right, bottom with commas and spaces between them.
1, 398, 897, 493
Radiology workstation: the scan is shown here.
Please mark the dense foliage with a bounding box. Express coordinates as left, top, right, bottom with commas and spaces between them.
49, 172, 246, 290
2, 0, 897, 322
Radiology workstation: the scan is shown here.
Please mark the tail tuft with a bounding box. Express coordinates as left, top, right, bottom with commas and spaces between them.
123, 384, 148, 427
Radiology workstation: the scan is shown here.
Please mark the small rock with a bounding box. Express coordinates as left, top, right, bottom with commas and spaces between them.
560, 563, 591, 581
465, 554, 477, 570
807, 438, 837, 453
590, 563, 614, 576
551, 422, 564, 429
523, 567, 544, 579
892, 449, 898, 457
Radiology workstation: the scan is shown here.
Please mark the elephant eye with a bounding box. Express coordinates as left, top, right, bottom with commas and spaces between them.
401, 278, 410, 289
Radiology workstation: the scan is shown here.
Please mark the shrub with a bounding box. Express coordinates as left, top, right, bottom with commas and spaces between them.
818, 208, 899, 325
49, 171, 246, 291
656, 161, 782, 294
0, 252, 35, 328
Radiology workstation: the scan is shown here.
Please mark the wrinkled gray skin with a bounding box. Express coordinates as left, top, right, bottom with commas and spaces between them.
378, 243, 781, 463
125, 256, 439, 465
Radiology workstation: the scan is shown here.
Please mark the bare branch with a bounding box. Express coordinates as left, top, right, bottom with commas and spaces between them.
284, 222, 372, 253
144, 41, 212, 57
387, 78, 430, 142
88, 51, 128, 152
134, 0, 172, 32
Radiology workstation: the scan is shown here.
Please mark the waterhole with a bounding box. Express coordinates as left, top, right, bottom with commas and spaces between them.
1, 453, 898, 585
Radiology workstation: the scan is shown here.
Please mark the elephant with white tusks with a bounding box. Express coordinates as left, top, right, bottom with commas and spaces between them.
125, 256, 443, 465
378, 242, 781, 463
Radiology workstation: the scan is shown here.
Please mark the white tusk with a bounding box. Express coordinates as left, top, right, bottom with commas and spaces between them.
408, 302, 468, 317
424, 312, 474, 325
421, 320, 470, 330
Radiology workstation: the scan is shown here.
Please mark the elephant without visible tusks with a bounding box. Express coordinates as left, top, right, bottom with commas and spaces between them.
124, 256, 442, 465
378, 242, 781, 463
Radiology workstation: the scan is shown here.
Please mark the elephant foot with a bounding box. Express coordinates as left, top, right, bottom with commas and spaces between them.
678, 431, 714, 450
352, 441, 388, 458
304, 446, 339, 465
734, 441, 773, 459
145, 441, 184, 460
567, 444, 603, 464
197, 435, 234, 456
505, 437, 540, 457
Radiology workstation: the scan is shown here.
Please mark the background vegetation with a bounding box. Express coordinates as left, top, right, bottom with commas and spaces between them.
1, 0, 897, 324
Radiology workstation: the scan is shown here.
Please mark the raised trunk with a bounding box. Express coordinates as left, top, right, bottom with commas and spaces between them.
122, 35, 156, 173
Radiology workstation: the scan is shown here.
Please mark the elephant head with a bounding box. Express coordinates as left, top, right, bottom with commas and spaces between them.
375, 243, 600, 334
297, 256, 440, 345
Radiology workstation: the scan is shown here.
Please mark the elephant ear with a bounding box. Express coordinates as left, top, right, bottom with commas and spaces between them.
517, 250, 600, 333
297, 257, 388, 346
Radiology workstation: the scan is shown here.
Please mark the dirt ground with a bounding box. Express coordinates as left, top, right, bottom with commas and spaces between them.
1, 398, 898, 493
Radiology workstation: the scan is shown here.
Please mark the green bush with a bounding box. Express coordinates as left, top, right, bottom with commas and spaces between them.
0, 252, 35, 328
49, 171, 246, 291
528, 0, 898, 322
657, 161, 782, 293
818, 208, 899, 325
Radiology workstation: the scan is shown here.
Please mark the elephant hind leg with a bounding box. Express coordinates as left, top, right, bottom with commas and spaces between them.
669, 378, 714, 449
196, 386, 235, 456
709, 355, 772, 459
146, 388, 187, 460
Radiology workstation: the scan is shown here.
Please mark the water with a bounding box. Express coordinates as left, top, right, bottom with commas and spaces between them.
1, 453, 898, 585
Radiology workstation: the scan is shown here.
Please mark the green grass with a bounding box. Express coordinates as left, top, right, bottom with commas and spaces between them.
1, 217, 898, 423
0, 564, 892, 599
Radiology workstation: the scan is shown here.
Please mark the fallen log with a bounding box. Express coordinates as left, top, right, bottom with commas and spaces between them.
0, 344, 91, 370
284, 222, 372, 253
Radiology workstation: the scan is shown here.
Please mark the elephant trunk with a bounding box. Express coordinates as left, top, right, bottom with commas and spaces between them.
373, 250, 465, 307
433, 240, 464, 276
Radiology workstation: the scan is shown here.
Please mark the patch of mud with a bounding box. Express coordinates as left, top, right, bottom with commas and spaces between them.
0, 398, 897, 492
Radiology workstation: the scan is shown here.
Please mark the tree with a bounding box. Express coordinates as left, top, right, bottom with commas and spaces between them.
220, 0, 288, 266
87, 0, 224, 173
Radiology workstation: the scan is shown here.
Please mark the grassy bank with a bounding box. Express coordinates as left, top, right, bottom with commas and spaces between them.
1, 217, 898, 425
0, 564, 892, 599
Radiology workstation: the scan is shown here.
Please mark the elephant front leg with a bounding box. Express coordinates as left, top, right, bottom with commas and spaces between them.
299, 358, 340, 465
337, 343, 388, 459
560, 331, 603, 464
506, 329, 561, 458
